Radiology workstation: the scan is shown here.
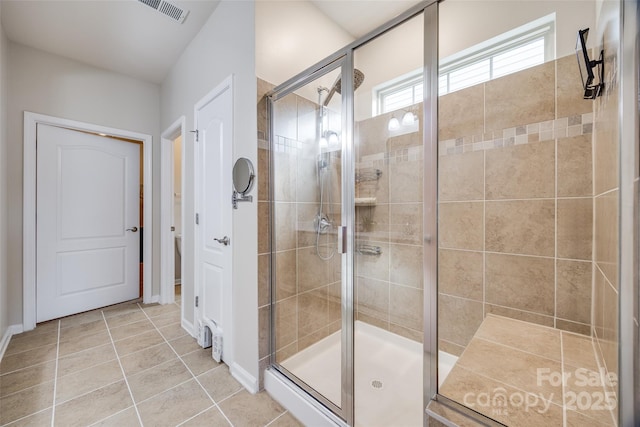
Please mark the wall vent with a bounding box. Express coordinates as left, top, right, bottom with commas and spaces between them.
137, 0, 189, 24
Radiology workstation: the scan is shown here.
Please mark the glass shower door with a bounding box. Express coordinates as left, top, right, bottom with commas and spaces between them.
436, 1, 620, 425
269, 61, 353, 420
352, 12, 425, 427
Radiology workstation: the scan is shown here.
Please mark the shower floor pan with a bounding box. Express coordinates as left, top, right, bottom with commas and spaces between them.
281, 321, 453, 427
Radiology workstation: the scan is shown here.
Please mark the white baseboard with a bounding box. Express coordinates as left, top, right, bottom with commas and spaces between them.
182, 318, 195, 338
0, 324, 24, 361
230, 362, 259, 394
159, 293, 175, 305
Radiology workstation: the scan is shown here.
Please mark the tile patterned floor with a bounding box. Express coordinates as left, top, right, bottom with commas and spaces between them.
0, 297, 302, 427
439, 315, 617, 427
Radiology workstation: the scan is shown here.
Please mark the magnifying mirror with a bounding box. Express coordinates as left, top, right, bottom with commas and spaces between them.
232, 158, 255, 208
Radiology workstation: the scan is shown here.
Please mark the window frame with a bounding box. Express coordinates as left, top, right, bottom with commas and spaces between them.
373, 13, 556, 115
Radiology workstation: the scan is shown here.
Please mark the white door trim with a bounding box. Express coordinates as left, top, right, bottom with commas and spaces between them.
23, 111, 154, 331
194, 75, 234, 366
160, 117, 185, 307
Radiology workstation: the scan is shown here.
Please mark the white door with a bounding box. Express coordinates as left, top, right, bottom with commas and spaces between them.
37, 124, 140, 322
195, 80, 233, 352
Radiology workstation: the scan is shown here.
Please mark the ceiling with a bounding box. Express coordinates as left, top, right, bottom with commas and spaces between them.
309, 0, 423, 39
1, 0, 423, 84
1, 0, 220, 84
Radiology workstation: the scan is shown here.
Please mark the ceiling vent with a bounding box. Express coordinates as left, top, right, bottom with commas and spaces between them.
137, 0, 189, 24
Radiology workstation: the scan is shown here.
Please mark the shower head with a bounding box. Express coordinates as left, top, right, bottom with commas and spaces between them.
322, 69, 365, 106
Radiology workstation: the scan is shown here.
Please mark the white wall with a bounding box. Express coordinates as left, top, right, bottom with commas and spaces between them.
6, 42, 161, 327
161, 0, 258, 386
256, 0, 354, 88
258, 1, 595, 122
353, 12, 424, 121
439, 0, 596, 60
349, 0, 598, 120
0, 2, 9, 343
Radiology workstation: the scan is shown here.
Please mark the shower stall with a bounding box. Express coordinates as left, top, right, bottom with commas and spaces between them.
258, 0, 638, 426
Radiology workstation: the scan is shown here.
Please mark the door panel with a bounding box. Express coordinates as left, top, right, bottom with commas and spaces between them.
203, 264, 223, 330
59, 147, 126, 239
195, 82, 233, 350
270, 63, 348, 416
37, 124, 140, 322
57, 248, 125, 294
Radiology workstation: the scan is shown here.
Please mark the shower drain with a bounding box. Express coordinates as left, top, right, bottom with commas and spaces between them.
371, 379, 383, 389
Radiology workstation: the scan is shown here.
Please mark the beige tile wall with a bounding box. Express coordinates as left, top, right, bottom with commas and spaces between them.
635, 43, 640, 417
591, 24, 620, 406
354, 107, 425, 343
257, 78, 274, 389
437, 55, 595, 356
634, 81, 639, 417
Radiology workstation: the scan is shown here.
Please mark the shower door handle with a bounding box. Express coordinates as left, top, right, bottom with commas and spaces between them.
337, 226, 347, 254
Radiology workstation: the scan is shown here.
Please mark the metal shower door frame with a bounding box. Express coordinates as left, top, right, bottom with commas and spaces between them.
267, 55, 354, 423
266, 2, 439, 426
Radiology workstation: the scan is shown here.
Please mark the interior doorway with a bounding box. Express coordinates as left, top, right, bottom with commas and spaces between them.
23, 112, 154, 331
173, 136, 182, 304
160, 117, 185, 313
36, 124, 142, 322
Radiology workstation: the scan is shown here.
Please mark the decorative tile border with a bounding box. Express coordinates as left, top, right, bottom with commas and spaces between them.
358, 146, 423, 170
264, 112, 593, 163
273, 135, 299, 153
439, 112, 594, 156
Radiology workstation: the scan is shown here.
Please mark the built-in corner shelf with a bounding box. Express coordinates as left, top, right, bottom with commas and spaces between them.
355, 197, 377, 207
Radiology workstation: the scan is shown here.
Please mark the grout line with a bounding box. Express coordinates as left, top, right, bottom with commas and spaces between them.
0, 378, 56, 399
108, 340, 166, 361
174, 404, 217, 426
441, 197, 558, 203
475, 250, 557, 260
215, 387, 244, 405
559, 331, 567, 427
109, 329, 158, 344
554, 131, 559, 330
452, 363, 564, 409
101, 311, 144, 427
125, 353, 222, 389
54, 378, 124, 407
0, 357, 58, 377
2, 406, 54, 426
482, 148, 486, 319
132, 376, 194, 407
264, 410, 290, 427
87, 406, 137, 427
137, 303, 235, 427
470, 336, 562, 364
104, 316, 149, 331
589, 324, 619, 427
50, 320, 61, 427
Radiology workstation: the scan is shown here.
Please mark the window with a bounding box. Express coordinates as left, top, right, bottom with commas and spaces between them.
374, 14, 555, 115
377, 74, 424, 114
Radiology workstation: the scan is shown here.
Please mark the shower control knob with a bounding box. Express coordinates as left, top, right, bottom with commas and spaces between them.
214, 236, 230, 246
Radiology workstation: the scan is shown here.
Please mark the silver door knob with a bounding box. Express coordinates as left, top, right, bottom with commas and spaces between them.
126, 227, 138, 232
214, 236, 230, 246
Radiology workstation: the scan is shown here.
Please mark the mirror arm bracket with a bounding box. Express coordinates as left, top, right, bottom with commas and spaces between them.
232, 191, 253, 209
